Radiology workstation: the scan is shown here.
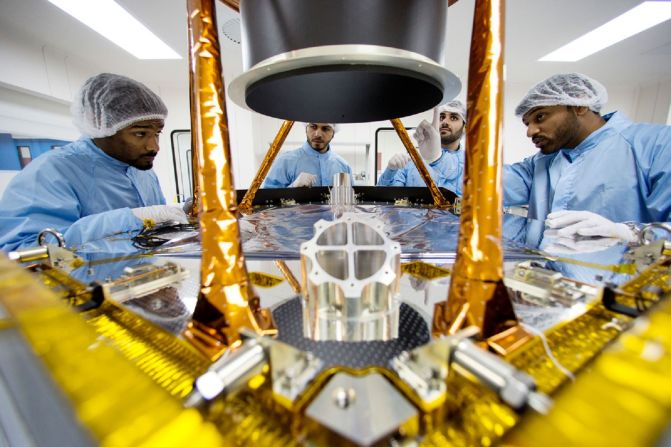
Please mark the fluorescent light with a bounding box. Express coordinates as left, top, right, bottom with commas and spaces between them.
539, 1, 671, 62
48, 0, 181, 60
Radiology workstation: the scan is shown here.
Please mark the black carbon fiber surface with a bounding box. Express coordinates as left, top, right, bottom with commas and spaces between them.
272, 297, 430, 369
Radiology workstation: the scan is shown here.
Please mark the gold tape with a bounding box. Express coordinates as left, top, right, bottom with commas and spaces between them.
390, 118, 449, 208
528, 248, 638, 275
239, 121, 295, 214
401, 261, 451, 281
435, 0, 514, 338
274, 260, 302, 294
184, 0, 276, 359
249, 271, 285, 288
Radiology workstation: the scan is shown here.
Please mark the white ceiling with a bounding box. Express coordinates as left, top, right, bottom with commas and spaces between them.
1, 0, 671, 95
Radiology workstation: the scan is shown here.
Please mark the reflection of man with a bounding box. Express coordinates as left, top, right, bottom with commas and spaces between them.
377, 100, 466, 196
263, 123, 353, 188
0, 73, 187, 252
504, 72, 671, 242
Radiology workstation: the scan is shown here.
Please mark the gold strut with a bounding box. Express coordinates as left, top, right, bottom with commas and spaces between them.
390, 118, 449, 208
239, 121, 295, 214
433, 0, 525, 348
183, 0, 277, 360
186, 34, 200, 219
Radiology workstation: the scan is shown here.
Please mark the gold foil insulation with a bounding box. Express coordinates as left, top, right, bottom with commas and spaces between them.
0, 255, 224, 446
239, 120, 295, 214
390, 118, 450, 208
433, 0, 519, 339
507, 295, 671, 446
184, 0, 275, 359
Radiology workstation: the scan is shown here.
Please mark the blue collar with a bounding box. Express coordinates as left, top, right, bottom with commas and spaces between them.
560, 111, 620, 162
83, 138, 132, 170
300, 141, 332, 159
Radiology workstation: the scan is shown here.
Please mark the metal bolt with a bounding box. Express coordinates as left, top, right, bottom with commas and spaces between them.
332, 387, 356, 409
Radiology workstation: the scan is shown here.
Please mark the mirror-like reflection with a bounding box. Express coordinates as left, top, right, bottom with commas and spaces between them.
58, 200, 666, 341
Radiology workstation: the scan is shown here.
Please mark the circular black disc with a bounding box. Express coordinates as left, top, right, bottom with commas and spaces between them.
246, 66, 443, 123
272, 297, 431, 370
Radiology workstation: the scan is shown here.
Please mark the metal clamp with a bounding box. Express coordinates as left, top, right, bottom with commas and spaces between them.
37, 228, 66, 247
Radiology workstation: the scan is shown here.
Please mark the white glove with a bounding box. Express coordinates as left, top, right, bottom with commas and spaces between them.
387, 153, 411, 170
182, 196, 194, 213
542, 229, 620, 254
413, 107, 442, 163
132, 205, 189, 225
545, 210, 636, 242
290, 172, 317, 187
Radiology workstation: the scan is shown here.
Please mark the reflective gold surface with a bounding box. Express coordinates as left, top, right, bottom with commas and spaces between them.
434, 0, 519, 339
183, 0, 276, 359
507, 293, 671, 446
239, 120, 295, 214
390, 118, 450, 208
0, 255, 223, 446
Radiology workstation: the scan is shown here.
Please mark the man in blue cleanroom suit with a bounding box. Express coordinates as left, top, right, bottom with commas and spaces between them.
377, 100, 466, 196
262, 123, 353, 188
504, 72, 671, 243
0, 73, 188, 252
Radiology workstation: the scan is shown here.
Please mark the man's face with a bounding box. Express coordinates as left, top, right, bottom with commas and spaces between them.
439, 112, 465, 146
306, 123, 335, 152
522, 106, 582, 154
96, 119, 164, 170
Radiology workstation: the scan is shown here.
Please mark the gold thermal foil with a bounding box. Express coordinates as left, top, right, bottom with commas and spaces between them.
187, 61, 200, 218
0, 255, 223, 447
184, 0, 275, 357
390, 119, 450, 208
239, 121, 295, 213
506, 295, 671, 447
434, 0, 514, 338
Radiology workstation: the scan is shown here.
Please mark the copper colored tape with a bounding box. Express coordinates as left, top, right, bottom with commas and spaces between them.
184, 0, 275, 358
186, 23, 200, 219
239, 120, 295, 214
390, 118, 449, 208
434, 0, 519, 338
274, 260, 301, 294
216, 0, 239, 12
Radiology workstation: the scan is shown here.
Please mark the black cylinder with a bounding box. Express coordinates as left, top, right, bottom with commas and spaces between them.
240, 0, 448, 68
233, 0, 456, 123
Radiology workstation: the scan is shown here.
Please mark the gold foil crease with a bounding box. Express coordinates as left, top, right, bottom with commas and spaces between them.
434, 0, 519, 338
390, 118, 450, 208
0, 255, 224, 446
239, 120, 295, 214
506, 294, 671, 446
184, 0, 276, 359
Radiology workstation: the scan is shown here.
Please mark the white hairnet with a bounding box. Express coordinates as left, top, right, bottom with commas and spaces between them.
515, 73, 608, 117
305, 122, 340, 133
72, 73, 168, 138
439, 100, 467, 122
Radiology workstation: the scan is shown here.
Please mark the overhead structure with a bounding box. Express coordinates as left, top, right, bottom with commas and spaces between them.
229, 0, 461, 123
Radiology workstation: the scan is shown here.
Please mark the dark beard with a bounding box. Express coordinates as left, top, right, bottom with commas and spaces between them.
441, 127, 464, 146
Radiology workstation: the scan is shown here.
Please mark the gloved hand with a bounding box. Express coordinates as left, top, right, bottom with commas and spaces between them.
545, 210, 637, 242
413, 107, 442, 163
542, 229, 620, 254
182, 196, 194, 213
387, 153, 411, 170
290, 172, 317, 187
132, 205, 189, 225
